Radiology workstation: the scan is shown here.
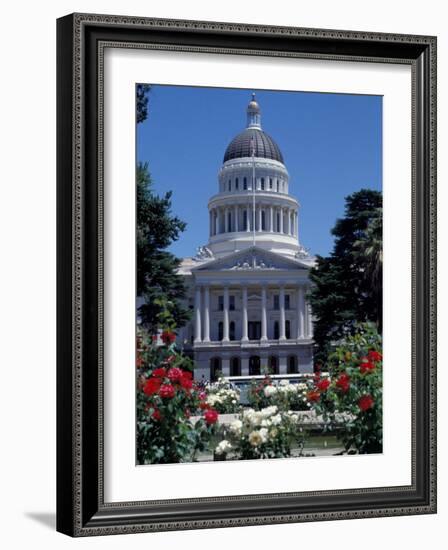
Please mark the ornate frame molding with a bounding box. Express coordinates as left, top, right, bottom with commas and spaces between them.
56, 13, 437, 536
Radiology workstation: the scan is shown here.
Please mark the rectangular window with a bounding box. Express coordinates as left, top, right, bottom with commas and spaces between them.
235, 178, 239, 190
229, 295, 235, 311
285, 295, 290, 310
243, 177, 247, 190
269, 178, 273, 189
273, 295, 279, 310
218, 296, 224, 311
228, 180, 231, 192
261, 177, 265, 190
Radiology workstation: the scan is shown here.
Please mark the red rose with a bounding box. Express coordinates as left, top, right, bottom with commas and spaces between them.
204, 408, 219, 425
161, 330, 176, 345
336, 373, 350, 393
307, 390, 321, 403
358, 394, 374, 412
182, 370, 193, 380
159, 384, 175, 399
167, 367, 183, 382
316, 378, 330, 392
199, 401, 210, 410
143, 377, 162, 396
360, 358, 376, 374
180, 376, 193, 390
368, 350, 382, 363
152, 367, 167, 378
151, 409, 162, 421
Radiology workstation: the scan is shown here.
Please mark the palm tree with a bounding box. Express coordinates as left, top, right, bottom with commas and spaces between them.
353, 209, 383, 330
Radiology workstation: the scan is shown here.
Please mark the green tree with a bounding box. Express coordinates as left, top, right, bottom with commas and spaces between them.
136, 84, 151, 123
309, 189, 382, 360
137, 162, 190, 333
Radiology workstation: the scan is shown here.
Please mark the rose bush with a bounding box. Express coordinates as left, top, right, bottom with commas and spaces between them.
308, 323, 383, 454
248, 377, 311, 412
218, 406, 306, 460
137, 327, 218, 464
204, 376, 241, 414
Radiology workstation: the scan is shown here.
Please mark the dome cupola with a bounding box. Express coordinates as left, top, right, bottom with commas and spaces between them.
223, 94, 284, 164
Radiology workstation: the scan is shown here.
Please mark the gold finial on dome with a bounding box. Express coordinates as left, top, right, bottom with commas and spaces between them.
247, 93, 261, 128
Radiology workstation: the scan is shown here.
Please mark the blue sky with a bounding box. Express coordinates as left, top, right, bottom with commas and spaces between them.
137, 85, 382, 258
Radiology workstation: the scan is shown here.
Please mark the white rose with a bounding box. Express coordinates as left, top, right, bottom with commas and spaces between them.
215, 440, 232, 455
280, 379, 289, 386
248, 431, 263, 446
229, 419, 242, 434
260, 406, 278, 418
259, 428, 269, 443
263, 385, 277, 397
270, 414, 282, 425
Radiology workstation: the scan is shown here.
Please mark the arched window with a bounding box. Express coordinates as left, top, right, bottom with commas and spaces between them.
261, 210, 266, 230
285, 320, 291, 339
230, 357, 241, 377
210, 357, 222, 381
249, 356, 261, 376
229, 321, 235, 341
261, 177, 265, 190
274, 321, 280, 340
218, 322, 223, 341
243, 177, 247, 190
269, 356, 278, 375
287, 356, 298, 374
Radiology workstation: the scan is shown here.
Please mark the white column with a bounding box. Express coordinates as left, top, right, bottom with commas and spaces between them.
258, 207, 262, 232
279, 207, 284, 234
295, 212, 299, 238
241, 286, 248, 341
224, 208, 229, 233
203, 286, 210, 342
223, 286, 229, 342
279, 286, 286, 340
234, 205, 239, 232
297, 286, 305, 339
194, 286, 202, 343
270, 206, 274, 232
307, 301, 313, 338
261, 285, 267, 341
286, 209, 290, 235
246, 207, 250, 232
215, 209, 219, 235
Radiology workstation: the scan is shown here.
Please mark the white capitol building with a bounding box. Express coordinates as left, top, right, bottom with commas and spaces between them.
178, 94, 316, 381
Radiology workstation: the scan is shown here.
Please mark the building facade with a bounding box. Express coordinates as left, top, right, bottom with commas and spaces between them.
178, 95, 315, 381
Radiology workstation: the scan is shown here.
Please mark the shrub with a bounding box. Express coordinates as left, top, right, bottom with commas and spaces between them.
205, 376, 241, 414
248, 377, 312, 412
218, 406, 306, 460
308, 323, 383, 454
137, 328, 216, 464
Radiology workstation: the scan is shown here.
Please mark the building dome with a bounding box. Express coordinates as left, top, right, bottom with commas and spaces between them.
223, 93, 284, 163
223, 128, 284, 163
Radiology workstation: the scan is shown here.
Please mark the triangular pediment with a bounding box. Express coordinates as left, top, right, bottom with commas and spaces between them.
191, 246, 310, 272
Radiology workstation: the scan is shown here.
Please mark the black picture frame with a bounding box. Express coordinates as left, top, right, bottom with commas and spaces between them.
56, 13, 437, 537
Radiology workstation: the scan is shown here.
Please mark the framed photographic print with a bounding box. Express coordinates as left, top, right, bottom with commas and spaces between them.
56, 13, 437, 536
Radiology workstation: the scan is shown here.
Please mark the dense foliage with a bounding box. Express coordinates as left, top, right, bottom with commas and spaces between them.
308, 323, 383, 454
137, 328, 217, 464
137, 163, 190, 332
309, 189, 382, 361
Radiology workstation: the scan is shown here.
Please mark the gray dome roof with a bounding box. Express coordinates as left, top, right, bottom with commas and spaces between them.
223, 128, 284, 163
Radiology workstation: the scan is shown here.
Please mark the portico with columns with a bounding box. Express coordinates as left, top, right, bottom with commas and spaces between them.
177, 94, 315, 380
